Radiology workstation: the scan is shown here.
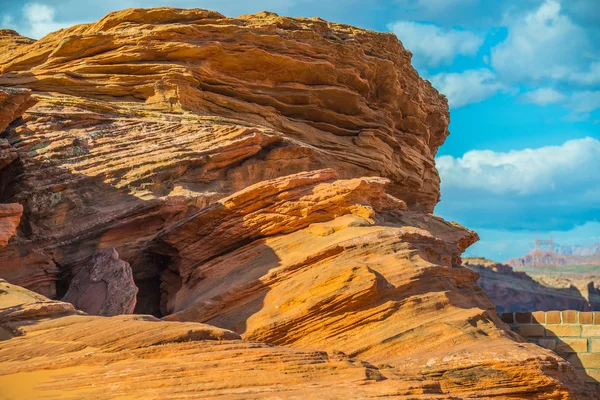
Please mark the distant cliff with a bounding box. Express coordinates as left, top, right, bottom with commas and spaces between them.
465, 257, 600, 312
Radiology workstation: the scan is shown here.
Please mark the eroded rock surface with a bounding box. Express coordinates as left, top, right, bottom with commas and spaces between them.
0, 280, 472, 399
0, 8, 449, 301
61, 248, 138, 316
0, 7, 595, 398
0, 203, 22, 249
152, 171, 591, 398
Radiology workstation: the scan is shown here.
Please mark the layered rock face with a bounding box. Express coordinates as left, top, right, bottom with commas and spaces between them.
0, 7, 448, 303
3, 280, 428, 399
0, 203, 22, 249
0, 7, 595, 398
0, 87, 32, 253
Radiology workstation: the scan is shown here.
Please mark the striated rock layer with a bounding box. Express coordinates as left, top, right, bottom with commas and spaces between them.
0, 203, 22, 249
0, 7, 594, 398
152, 170, 592, 398
0, 7, 450, 302
0, 279, 592, 399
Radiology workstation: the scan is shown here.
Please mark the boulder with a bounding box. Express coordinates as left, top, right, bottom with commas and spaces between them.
0, 203, 22, 249
62, 248, 138, 316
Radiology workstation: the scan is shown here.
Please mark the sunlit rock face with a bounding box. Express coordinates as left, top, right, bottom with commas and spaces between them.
0, 8, 595, 398
0, 7, 447, 300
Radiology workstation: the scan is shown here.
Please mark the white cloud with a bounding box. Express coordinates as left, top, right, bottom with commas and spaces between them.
20, 3, 77, 39
519, 89, 600, 120
568, 91, 600, 114
491, 0, 598, 85
389, 21, 483, 68
436, 137, 600, 195
435, 137, 600, 237
428, 68, 506, 108
519, 88, 567, 106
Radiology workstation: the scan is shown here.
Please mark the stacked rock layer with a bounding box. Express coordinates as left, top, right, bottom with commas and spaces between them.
0, 8, 595, 398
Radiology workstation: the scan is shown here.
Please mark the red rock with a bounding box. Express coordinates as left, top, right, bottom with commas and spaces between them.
0, 203, 22, 249
0, 280, 465, 399
61, 248, 138, 316
0, 8, 448, 305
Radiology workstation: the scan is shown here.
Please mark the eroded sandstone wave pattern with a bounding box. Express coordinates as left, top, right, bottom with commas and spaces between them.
0, 8, 594, 398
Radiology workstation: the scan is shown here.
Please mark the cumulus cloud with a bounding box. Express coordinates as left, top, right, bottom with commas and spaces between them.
437, 137, 600, 195
519, 88, 567, 106
435, 138, 600, 232
428, 69, 506, 108
389, 21, 483, 68
491, 0, 599, 85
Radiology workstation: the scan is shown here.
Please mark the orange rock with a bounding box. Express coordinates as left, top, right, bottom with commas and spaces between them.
0, 203, 22, 249
0, 87, 36, 170
0, 8, 595, 398
0, 8, 448, 304
0, 7, 446, 212
0, 280, 461, 399
154, 171, 590, 398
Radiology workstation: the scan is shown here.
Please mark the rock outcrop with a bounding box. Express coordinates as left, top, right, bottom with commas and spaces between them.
0, 203, 22, 249
0, 87, 32, 253
0, 7, 595, 398
465, 258, 600, 312
0, 279, 592, 399
147, 170, 593, 398
61, 248, 138, 316
0, 7, 449, 309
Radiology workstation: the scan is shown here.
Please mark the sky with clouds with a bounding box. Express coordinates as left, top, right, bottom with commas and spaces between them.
0, 0, 598, 261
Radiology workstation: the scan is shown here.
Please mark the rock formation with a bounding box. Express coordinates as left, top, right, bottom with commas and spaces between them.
0, 7, 449, 305
0, 203, 22, 249
0, 7, 596, 398
0, 87, 33, 253
61, 248, 138, 316
465, 258, 600, 312
0, 278, 591, 398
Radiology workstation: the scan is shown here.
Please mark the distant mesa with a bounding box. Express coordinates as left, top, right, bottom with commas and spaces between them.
506, 234, 600, 270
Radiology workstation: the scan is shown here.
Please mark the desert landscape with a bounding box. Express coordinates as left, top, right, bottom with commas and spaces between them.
0, 3, 599, 399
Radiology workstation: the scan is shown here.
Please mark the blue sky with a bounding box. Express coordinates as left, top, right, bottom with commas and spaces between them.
1, 0, 599, 261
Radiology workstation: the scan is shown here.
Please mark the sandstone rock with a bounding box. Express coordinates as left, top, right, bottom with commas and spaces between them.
0, 30, 34, 55
0, 8, 594, 398
0, 87, 36, 136
152, 171, 591, 398
0, 203, 22, 249
0, 280, 464, 399
0, 8, 449, 304
0, 87, 36, 172
61, 248, 138, 316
